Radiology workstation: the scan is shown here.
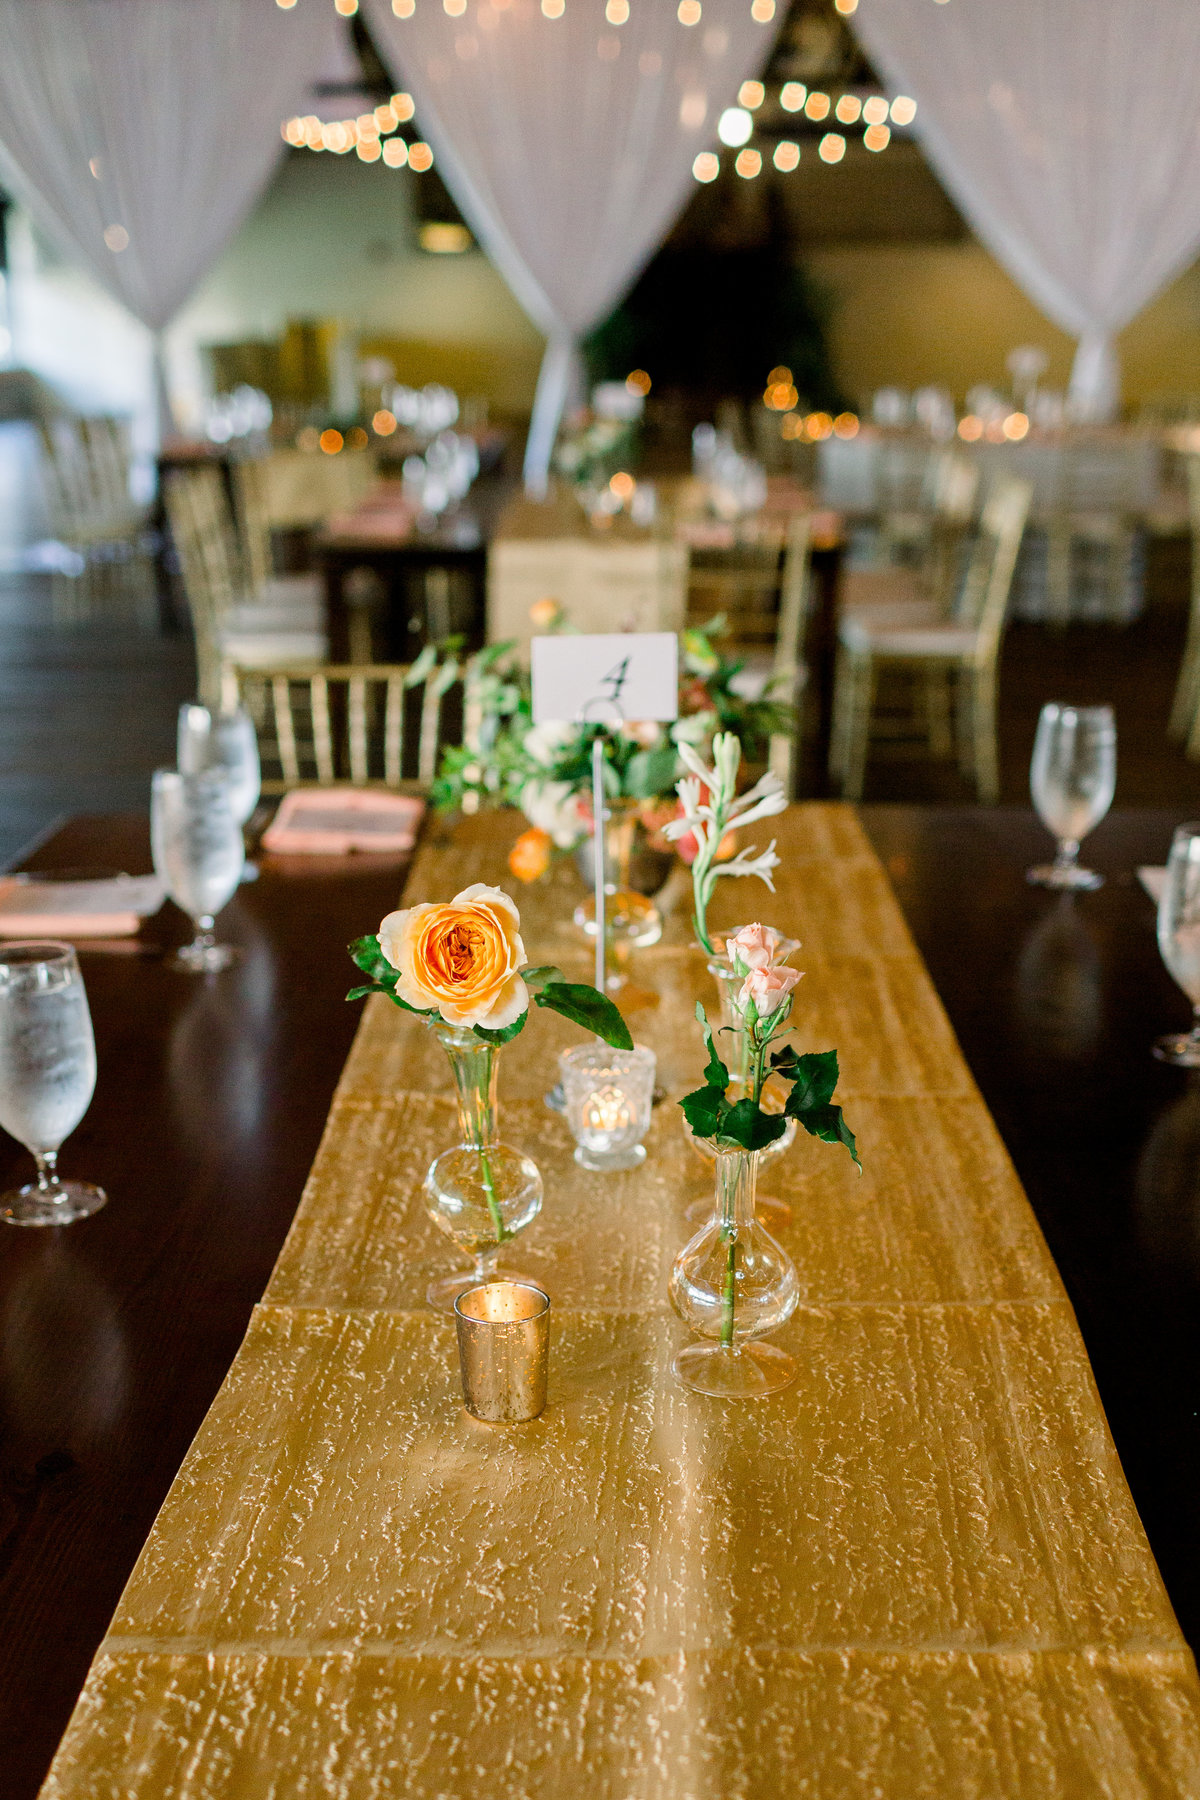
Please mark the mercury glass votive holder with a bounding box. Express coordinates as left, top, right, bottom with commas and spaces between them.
560, 1042, 656, 1172
454, 1281, 550, 1423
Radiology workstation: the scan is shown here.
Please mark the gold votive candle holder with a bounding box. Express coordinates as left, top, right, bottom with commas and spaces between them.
453, 1281, 550, 1422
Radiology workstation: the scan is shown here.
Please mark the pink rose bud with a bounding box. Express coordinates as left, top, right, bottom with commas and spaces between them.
740, 965, 801, 1017
726, 922, 798, 970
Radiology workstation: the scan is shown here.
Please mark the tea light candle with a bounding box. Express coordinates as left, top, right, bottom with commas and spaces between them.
560, 1044, 656, 1171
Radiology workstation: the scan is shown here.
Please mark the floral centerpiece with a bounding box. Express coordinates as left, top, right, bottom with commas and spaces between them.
663, 733, 861, 1398
348, 882, 631, 1311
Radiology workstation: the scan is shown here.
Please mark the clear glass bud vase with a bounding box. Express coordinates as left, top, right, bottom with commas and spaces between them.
683, 960, 796, 1227
574, 795, 664, 989
669, 1145, 799, 1397
424, 1025, 543, 1314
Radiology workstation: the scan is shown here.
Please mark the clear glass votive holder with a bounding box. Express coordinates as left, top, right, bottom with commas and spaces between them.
454, 1281, 550, 1423
559, 1042, 656, 1172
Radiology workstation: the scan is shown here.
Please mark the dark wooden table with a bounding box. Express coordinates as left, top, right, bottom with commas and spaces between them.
0, 816, 411, 1800
6, 803, 1200, 1797
860, 805, 1200, 1656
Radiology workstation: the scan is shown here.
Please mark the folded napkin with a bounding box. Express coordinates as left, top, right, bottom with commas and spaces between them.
0, 873, 165, 937
1139, 866, 1167, 904
260, 788, 425, 856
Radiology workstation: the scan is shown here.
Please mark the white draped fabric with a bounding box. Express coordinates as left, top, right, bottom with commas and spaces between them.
363, 0, 781, 488
853, 0, 1200, 418
0, 0, 336, 334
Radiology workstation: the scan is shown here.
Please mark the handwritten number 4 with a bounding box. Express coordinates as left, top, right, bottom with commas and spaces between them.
598, 656, 630, 706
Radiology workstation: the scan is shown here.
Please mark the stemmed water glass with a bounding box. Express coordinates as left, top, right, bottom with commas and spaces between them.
178, 704, 261, 837
1027, 703, 1116, 889
151, 769, 245, 972
1154, 824, 1200, 1065
0, 942, 106, 1226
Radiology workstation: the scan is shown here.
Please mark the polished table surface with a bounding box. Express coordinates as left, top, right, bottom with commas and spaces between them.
0, 816, 411, 1800
34, 803, 1200, 1797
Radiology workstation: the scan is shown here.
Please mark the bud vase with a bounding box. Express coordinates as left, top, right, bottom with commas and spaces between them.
683, 959, 796, 1227
669, 1145, 799, 1397
574, 796, 663, 990
423, 1025, 543, 1314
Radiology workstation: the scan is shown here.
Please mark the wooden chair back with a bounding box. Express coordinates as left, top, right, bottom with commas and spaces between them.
227, 662, 467, 792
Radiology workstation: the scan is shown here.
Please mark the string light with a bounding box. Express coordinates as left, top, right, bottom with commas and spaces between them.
750, 0, 775, 17
835, 94, 861, 124
392, 93, 415, 121
103, 225, 129, 252
717, 107, 752, 147
834, 0, 857, 12
392, 0, 415, 12
678, 0, 701, 22
773, 140, 800, 171
357, 138, 381, 161
444, 0, 466, 14
605, 0, 629, 20
319, 429, 344, 455
542, 0, 565, 13
833, 412, 859, 438
373, 410, 398, 435
408, 141, 435, 170
692, 150, 719, 182
781, 413, 803, 441
957, 415, 983, 441
890, 96, 917, 125
780, 82, 806, 111
626, 369, 652, 396
818, 133, 845, 163
346, 426, 370, 449
738, 80, 765, 109
382, 138, 409, 166
862, 95, 889, 124
863, 123, 890, 151
334, 0, 359, 13
735, 147, 762, 178
276, 0, 298, 9
281, 95, 431, 169
804, 92, 830, 120
805, 412, 834, 440
1003, 412, 1030, 440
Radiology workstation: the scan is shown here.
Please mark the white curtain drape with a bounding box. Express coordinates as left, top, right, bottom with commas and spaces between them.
363, 0, 781, 488
853, 0, 1200, 418
0, 0, 335, 342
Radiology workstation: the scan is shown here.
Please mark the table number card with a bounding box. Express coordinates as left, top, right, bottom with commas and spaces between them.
530, 632, 679, 725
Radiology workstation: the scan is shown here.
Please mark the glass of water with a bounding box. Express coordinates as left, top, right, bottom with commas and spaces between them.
151, 768, 245, 973
1155, 823, 1200, 1065
1027, 703, 1116, 889
0, 942, 105, 1226
177, 705, 261, 827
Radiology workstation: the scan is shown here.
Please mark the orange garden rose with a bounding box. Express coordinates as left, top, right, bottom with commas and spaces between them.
378, 883, 528, 1031
508, 827, 552, 883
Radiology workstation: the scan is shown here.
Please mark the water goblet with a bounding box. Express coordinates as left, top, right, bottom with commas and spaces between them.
1154, 823, 1200, 1065
0, 942, 106, 1226
151, 768, 245, 972
1027, 702, 1116, 889
177, 704, 261, 828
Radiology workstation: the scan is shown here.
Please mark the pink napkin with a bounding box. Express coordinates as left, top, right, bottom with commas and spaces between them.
260, 789, 425, 856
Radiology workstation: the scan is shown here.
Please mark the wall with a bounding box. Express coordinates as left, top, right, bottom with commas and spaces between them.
805, 239, 1200, 410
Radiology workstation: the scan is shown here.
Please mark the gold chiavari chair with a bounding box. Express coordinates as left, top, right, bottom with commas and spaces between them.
164, 467, 327, 707
1169, 458, 1200, 749
830, 475, 1032, 803
226, 661, 469, 793
38, 414, 151, 617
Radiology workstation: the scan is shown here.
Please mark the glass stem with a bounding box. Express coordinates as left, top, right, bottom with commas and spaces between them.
192, 914, 215, 949
33, 1149, 59, 1192
1055, 839, 1080, 874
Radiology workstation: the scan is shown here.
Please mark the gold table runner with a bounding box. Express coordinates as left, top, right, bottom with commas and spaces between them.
42, 807, 1200, 1797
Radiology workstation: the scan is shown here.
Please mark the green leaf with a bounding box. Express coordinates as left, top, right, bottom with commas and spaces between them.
622, 745, 680, 799
777, 1047, 839, 1110
345, 985, 376, 1002
680, 1082, 727, 1141
792, 1101, 860, 1168
472, 1014, 528, 1046
520, 964, 565, 994
347, 933, 397, 988
719, 1098, 790, 1151
535, 982, 634, 1050
696, 1001, 730, 1091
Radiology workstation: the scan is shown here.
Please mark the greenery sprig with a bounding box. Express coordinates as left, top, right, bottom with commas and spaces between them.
680, 999, 859, 1166
347, 934, 634, 1051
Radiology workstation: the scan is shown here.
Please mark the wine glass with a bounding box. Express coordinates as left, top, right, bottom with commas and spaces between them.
177, 705, 261, 827
1155, 824, 1200, 1065
0, 942, 106, 1226
151, 769, 245, 972
1027, 703, 1116, 889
